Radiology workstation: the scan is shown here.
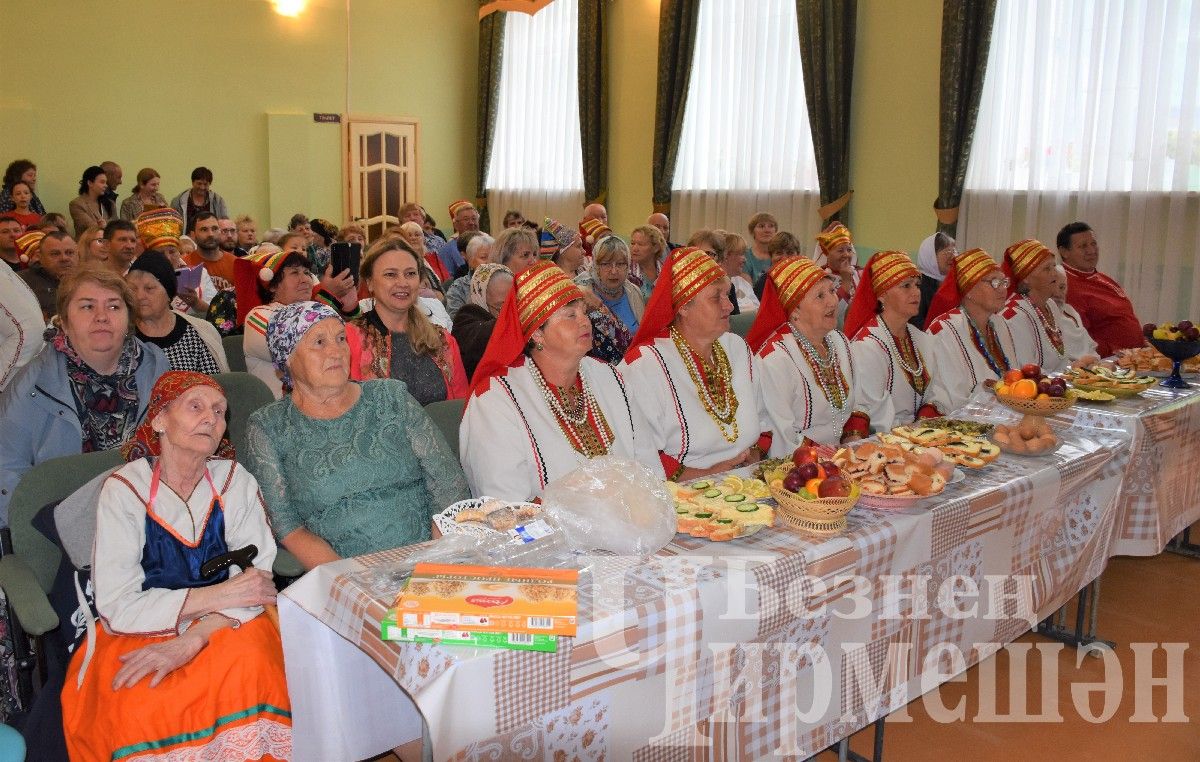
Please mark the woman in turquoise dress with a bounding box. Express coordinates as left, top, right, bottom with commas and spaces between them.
244, 301, 469, 569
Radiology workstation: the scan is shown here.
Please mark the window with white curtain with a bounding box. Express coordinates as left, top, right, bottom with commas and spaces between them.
671, 0, 820, 241
486, 0, 585, 230
960, 0, 1200, 321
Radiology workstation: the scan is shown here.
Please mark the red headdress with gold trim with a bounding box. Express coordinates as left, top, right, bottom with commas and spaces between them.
843, 250, 920, 339
923, 248, 999, 328
622, 247, 727, 362
745, 256, 828, 353
469, 260, 587, 393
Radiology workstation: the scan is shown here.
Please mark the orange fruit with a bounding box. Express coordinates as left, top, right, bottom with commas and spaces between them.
1011, 379, 1038, 400
805, 478, 823, 496
1003, 369, 1024, 384
1037, 392, 1050, 400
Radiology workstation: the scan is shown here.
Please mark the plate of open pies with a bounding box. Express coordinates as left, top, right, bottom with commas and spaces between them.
434, 497, 545, 537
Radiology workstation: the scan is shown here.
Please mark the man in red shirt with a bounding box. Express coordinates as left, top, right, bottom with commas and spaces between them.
184, 212, 237, 290
1057, 221, 1145, 357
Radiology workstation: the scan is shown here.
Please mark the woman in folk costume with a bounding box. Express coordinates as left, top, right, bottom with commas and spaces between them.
237, 243, 359, 398
460, 261, 654, 501
845, 251, 952, 431
63, 371, 290, 761
620, 247, 767, 480
135, 206, 214, 315
1050, 263, 1101, 361
925, 248, 1019, 411
813, 221, 861, 328
1000, 239, 1099, 372
747, 256, 868, 453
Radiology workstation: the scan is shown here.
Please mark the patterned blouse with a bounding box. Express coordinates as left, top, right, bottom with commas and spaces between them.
244, 379, 470, 557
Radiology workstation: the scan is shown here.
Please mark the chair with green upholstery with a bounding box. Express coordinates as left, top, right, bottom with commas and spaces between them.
0, 448, 123, 702
424, 397, 466, 461
210, 372, 305, 578
222, 334, 247, 372
212, 372, 273, 461
729, 311, 756, 339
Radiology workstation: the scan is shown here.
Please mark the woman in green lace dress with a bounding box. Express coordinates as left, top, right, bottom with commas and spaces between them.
244, 301, 469, 570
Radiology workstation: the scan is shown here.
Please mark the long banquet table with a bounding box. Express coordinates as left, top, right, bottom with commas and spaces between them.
279, 393, 1185, 760
963, 385, 1200, 556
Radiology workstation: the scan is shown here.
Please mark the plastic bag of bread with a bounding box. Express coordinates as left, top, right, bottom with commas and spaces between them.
541, 456, 676, 555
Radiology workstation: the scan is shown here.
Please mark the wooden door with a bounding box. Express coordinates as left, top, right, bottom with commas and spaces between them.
345, 119, 418, 241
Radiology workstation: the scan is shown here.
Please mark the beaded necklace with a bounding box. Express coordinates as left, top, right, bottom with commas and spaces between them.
1030, 300, 1065, 357
670, 326, 740, 443
791, 327, 851, 435
527, 360, 614, 459
886, 326, 929, 396
963, 311, 1010, 376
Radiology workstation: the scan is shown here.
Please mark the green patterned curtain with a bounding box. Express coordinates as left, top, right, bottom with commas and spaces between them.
651, 0, 701, 214
795, 0, 857, 223
476, 9, 507, 232
935, 0, 997, 237
578, 0, 608, 205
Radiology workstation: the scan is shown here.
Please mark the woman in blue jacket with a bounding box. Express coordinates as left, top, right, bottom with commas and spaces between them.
0, 266, 168, 526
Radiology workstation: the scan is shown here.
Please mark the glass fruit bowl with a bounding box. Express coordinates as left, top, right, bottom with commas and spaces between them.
1147, 338, 1200, 389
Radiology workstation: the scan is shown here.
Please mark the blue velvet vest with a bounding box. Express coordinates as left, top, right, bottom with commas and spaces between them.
140, 495, 229, 591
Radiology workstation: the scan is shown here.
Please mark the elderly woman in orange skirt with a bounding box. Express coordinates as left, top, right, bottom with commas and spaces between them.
63, 371, 290, 762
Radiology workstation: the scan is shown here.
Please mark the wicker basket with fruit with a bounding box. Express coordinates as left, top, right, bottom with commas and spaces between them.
991, 364, 1075, 415
762, 446, 859, 534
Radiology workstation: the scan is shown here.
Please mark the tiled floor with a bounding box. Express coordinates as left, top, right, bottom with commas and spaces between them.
838, 547, 1200, 761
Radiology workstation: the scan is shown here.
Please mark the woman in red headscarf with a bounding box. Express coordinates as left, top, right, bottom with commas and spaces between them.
814, 222, 861, 326
925, 249, 1019, 411
747, 256, 868, 452
460, 261, 654, 501
999, 239, 1099, 373
63, 371, 289, 761
845, 251, 951, 430
621, 248, 766, 480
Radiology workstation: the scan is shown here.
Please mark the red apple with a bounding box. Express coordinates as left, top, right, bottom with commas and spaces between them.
818, 476, 852, 498
792, 445, 820, 467
820, 460, 841, 478
1021, 364, 1041, 380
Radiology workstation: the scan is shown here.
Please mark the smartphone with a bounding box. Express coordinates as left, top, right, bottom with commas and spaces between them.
330, 242, 362, 282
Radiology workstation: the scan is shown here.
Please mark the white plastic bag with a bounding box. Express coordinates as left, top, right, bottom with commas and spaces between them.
541, 456, 675, 555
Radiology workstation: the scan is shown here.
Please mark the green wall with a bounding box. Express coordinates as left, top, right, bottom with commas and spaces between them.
0, 0, 479, 230
2, 0, 943, 251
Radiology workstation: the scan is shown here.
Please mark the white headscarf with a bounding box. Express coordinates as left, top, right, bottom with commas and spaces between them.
917, 233, 950, 282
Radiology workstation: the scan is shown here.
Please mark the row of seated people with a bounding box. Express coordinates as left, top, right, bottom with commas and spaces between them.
0, 206, 1142, 759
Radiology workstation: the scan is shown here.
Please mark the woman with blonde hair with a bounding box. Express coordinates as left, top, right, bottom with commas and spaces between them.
346, 238, 468, 404
578, 235, 644, 333
119, 168, 168, 221
77, 225, 110, 267
745, 212, 778, 282
629, 224, 666, 300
